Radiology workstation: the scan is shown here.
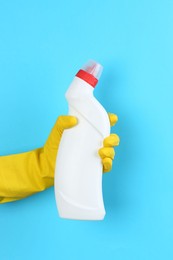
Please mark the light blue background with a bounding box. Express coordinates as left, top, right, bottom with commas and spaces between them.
0, 0, 173, 259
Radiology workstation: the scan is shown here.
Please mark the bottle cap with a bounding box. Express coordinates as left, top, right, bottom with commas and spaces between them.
76, 60, 103, 88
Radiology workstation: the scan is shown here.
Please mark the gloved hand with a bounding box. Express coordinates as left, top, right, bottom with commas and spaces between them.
0, 113, 119, 203
99, 113, 119, 172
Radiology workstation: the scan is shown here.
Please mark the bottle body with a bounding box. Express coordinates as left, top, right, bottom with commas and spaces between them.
55, 72, 110, 220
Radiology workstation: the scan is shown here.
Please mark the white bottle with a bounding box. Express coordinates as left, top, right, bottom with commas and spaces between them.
55, 60, 110, 220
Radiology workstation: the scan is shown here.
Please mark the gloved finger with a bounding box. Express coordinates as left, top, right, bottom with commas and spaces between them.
45, 115, 78, 150
102, 157, 113, 173
108, 113, 118, 127
103, 133, 120, 147
56, 115, 78, 133
98, 147, 115, 160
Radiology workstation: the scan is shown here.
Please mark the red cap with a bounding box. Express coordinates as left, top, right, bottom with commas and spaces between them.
76, 60, 103, 88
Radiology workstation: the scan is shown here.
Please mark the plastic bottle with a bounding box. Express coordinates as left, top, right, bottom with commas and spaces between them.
55, 60, 110, 220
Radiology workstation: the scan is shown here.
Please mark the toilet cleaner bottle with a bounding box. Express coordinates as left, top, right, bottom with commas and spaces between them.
55, 60, 110, 220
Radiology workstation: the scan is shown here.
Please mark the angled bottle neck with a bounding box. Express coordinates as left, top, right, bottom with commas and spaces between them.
65, 77, 94, 101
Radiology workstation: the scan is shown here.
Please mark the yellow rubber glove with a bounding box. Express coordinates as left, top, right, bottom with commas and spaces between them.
0, 113, 119, 204
99, 113, 120, 172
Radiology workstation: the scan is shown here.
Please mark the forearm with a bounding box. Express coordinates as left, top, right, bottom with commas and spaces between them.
0, 148, 54, 203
